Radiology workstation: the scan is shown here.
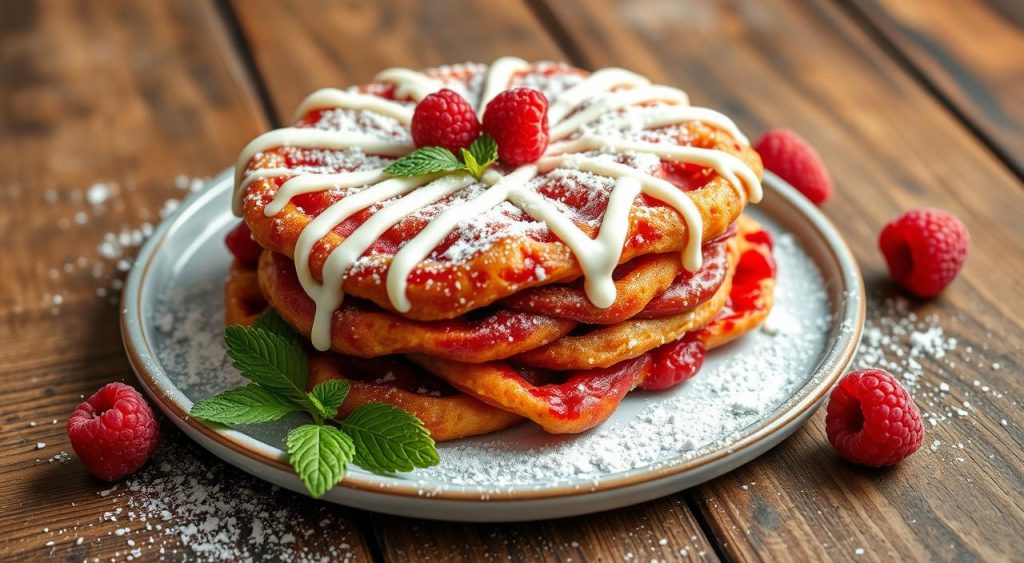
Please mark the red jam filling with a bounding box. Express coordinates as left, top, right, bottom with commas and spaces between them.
526, 355, 651, 420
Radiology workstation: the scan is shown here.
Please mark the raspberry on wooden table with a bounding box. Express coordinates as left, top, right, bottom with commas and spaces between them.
225, 221, 262, 265
410, 88, 481, 154
754, 128, 832, 205
67, 382, 160, 481
482, 87, 550, 165
879, 208, 970, 298
825, 369, 923, 467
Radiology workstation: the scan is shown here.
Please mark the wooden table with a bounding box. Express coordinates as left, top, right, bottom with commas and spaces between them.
2, 1, 1022, 560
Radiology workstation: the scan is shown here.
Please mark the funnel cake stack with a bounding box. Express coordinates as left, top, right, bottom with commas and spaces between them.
226, 59, 777, 440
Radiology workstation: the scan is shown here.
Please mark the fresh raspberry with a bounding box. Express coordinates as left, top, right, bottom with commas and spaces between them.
410, 89, 481, 154
641, 335, 706, 391
67, 383, 160, 481
225, 221, 261, 265
754, 129, 832, 205
879, 208, 969, 298
825, 369, 923, 467
482, 88, 549, 165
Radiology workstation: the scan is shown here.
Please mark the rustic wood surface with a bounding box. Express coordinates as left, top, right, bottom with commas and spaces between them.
848, 0, 1024, 177
0, 1, 373, 561
1, 0, 1021, 561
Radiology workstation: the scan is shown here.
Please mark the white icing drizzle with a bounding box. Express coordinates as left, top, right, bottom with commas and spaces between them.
545, 136, 762, 204
535, 155, 705, 272
547, 68, 652, 124
628, 106, 749, 145
299, 173, 470, 350
477, 56, 530, 113
510, 175, 642, 307
386, 166, 537, 313
291, 89, 414, 124
232, 129, 411, 214
266, 170, 388, 216
233, 167, 293, 216
549, 85, 689, 140
232, 58, 762, 351
374, 68, 443, 101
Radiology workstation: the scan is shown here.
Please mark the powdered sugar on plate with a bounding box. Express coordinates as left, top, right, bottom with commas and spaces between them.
148, 206, 832, 494
406, 226, 830, 489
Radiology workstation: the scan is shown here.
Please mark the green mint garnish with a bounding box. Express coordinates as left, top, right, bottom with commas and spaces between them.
190, 384, 298, 425
385, 133, 499, 180
223, 325, 310, 411
286, 424, 355, 498
467, 133, 498, 175
190, 310, 440, 497
341, 403, 441, 474
253, 309, 302, 347
308, 379, 349, 420
384, 146, 463, 177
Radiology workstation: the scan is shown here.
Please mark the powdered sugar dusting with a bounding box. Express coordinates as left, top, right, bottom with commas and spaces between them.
312, 107, 410, 142
37, 175, 207, 315
150, 209, 831, 495
406, 227, 829, 489
84, 440, 360, 561
852, 295, 1019, 454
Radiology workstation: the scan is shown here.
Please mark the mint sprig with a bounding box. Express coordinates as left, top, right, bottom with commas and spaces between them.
385, 133, 498, 180
190, 310, 440, 497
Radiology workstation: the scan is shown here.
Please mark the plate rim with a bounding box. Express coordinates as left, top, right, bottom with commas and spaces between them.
121, 169, 864, 503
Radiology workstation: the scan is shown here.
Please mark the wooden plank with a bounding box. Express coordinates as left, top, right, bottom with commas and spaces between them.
538, 0, 1024, 560
372, 496, 717, 562
229, 0, 567, 123
227, 0, 722, 558
0, 1, 373, 560
848, 0, 1024, 178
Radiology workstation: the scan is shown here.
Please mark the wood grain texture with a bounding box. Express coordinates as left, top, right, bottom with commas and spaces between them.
0, 1, 372, 560
848, 0, 1024, 178
371, 496, 717, 562
538, 0, 1024, 560
229, 0, 565, 124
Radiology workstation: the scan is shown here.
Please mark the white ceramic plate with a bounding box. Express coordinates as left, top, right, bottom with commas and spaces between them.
122, 170, 863, 522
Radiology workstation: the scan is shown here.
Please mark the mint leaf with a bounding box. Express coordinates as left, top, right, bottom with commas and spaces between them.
461, 148, 482, 178
306, 393, 328, 423
384, 147, 463, 177
224, 326, 309, 410
309, 380, 349, 420
252, 309, 301, 347
461, 134, 498, 179
468, 133, 498, 171
286, 424, 355, 498
190, 384, 297, 425
341, 403, 439, 474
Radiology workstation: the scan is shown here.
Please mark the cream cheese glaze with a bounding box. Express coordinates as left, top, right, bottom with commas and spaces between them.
232, 57, 762, 351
